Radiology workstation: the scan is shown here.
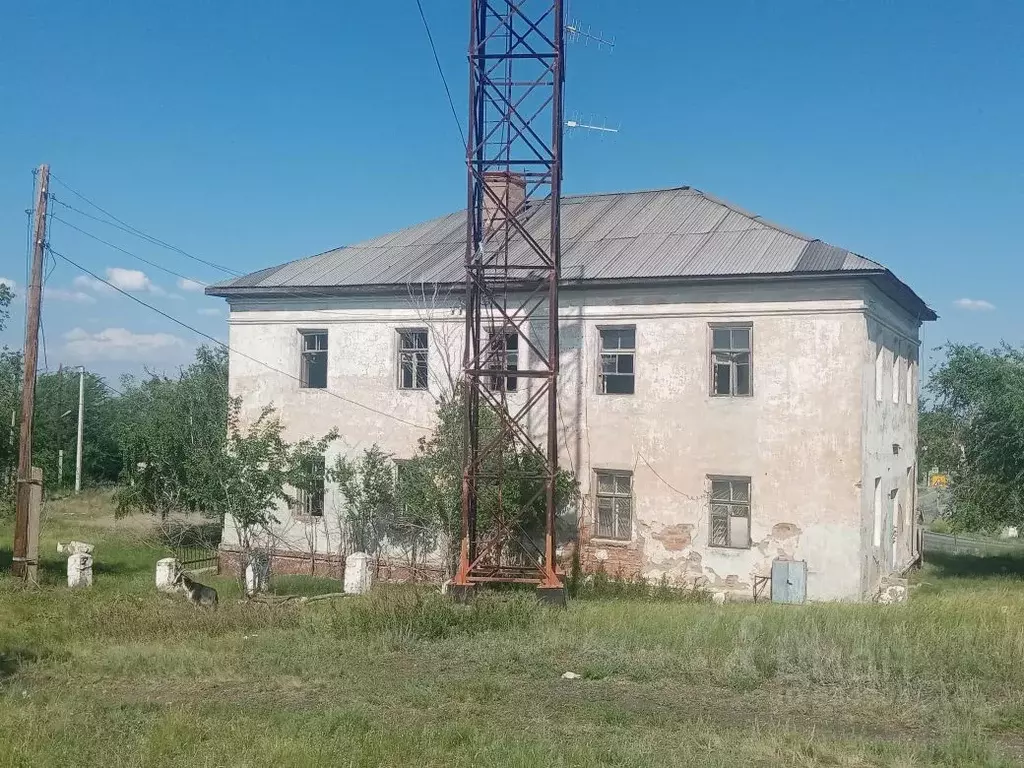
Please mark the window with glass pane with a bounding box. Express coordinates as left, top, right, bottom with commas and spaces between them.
486, 329, 519, 392
598, 328, 635, 395
300, 331, 328, 389
397, 330, 429, 390
709, 477, 750, 548
594, 470, 632, 540
711, 326, 751, 397
293, 455, 325, 517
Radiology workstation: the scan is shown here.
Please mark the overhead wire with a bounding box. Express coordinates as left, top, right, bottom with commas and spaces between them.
47, 177, 242, 277
414, 0, 467, 149
45, 245, 431, 432
49, 213, 208, 288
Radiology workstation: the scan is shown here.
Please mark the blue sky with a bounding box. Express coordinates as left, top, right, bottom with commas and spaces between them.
1, 0, 1021, 382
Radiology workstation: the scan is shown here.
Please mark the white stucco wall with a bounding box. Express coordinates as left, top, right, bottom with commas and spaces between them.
221, 276, 923, 601
859, 289, 922, 597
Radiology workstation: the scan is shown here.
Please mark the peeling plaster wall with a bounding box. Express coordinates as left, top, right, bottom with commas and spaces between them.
859, 287, 922, 598
223, 277, 921, 601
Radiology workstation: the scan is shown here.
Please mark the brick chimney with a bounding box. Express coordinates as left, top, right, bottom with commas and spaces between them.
482, 171, 526, 234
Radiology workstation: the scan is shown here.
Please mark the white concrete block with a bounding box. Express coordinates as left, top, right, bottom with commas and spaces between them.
67, 553, 93, 588
877, 584, 908, 604
156, 558, 181, 593
57, 541, 94, 555
344, 552, 374, 595
244, 552, 270, 596
1000, 526, 1019, 539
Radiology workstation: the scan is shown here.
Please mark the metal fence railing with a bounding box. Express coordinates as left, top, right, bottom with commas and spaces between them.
175, 544, 219, 571
922, 531, 1024, 558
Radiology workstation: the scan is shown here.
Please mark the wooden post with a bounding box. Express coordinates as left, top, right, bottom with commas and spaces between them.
75, 365, 84, 493
25, 467, 43, 583
13, 164, 49, 579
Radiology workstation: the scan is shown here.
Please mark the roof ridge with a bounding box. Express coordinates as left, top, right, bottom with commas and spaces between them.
206, 185, 933, 323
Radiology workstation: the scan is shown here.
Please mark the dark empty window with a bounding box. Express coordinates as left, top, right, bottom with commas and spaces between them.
599, 327, 635, 395
711, 326, 751, 397
486, 329, 519, 392
300, 331, 328, 389
293, 455, 326, 518
398, 330, 429, 390
709, 477, 751, 548
595, 470, 632, 540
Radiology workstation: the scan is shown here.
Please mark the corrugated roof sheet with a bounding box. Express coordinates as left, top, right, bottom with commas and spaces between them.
208, 185, 933, 318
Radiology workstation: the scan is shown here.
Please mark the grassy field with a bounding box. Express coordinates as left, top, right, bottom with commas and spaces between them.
2, 493, 1024, 766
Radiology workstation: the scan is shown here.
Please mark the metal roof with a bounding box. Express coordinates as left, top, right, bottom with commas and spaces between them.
208, 186, 935, 320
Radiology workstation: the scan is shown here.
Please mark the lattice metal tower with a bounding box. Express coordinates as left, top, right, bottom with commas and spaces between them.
455, 0, 566, 600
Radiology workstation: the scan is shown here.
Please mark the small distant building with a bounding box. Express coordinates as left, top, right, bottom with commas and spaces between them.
208, 184, 935, 601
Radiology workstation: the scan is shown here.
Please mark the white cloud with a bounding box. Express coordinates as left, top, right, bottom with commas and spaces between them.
177, 277, 206, 292
63, 327, 187, 362
197, 307, 222, 316
45, 287, 97, 304
0, 277, 15, 290
954, 298, 995, 312
107, 267, 163, 294
73, 274, 113, 294
72, 268, 166, 295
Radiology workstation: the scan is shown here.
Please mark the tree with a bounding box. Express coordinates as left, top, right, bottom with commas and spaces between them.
333, 445, 397, 556
0, 284, 22, 510
30, 369, 122, 492
925, 343, 1024, 531
212, 401, 293, 581
114, 346, 230, 519
393, 387, 578, 577
918, 407, 960, 477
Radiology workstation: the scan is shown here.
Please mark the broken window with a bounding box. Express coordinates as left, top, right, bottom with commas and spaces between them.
594, 470, 632, 540
598, 327, 635, 395
486, 328, 519, 392
709, 477, 751, 549
710, 325, 751, 397
293, 455, 326, 518
397, 329, 429, 390
300, 331, 328, 389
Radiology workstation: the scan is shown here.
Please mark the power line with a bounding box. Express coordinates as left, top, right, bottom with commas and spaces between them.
46, 245, 431, 432
47, 179, 242, 277
637, 451, 706, 502
414, 0, 466, 148
49, 213, 207, 288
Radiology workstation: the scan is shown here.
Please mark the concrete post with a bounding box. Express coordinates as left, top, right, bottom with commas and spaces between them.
156, 558, 181, 593
67, 552, 93, 588
244, 551, 270, 596
343, 552, 374, 595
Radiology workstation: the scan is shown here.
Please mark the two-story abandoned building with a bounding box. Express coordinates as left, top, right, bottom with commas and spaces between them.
207, 184, 935, 601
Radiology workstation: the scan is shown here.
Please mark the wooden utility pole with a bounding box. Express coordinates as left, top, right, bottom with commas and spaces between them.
12, 164, 49, 579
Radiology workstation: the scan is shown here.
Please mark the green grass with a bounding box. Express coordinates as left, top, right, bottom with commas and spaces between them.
2, 492, 1024, 766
